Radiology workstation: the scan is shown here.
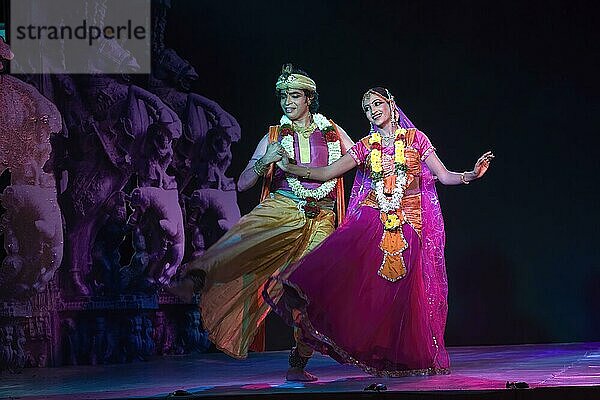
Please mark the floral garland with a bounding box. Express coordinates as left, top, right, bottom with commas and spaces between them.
279, 114, 341, 200
369, 128, 408, 228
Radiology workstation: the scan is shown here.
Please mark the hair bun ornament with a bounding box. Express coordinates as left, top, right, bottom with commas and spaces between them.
281, 63, 294, 75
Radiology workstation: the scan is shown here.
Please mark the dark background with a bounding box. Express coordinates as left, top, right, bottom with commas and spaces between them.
3, 0, 599, 349
164, 0, 599, 349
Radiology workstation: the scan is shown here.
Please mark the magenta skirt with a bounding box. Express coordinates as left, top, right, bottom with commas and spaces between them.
264, 205, 450, 376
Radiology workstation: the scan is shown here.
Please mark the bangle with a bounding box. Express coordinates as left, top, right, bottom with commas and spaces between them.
460, 171, 470, 185
253, 158, 268, 176
304, 167, 311, 179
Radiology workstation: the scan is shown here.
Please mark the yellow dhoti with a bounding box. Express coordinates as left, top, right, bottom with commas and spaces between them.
189, 192, 335, 358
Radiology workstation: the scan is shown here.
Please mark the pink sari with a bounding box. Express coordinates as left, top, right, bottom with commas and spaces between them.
264, 118, 450, 376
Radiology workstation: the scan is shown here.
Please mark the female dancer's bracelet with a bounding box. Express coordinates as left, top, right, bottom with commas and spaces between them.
460, 171, 470, 185
304, 167, 311, 179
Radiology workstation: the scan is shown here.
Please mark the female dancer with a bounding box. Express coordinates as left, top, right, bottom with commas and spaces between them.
264, 87, 493, 376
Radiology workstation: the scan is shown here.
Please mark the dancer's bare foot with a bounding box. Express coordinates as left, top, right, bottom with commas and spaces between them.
286, 367, 318, 382
165, 277, 194, 303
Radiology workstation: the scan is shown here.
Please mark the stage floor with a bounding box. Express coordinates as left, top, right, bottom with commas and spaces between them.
1, 342, 599, 399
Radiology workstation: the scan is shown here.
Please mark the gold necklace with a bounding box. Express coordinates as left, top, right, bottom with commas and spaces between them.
293, 121, 317, 139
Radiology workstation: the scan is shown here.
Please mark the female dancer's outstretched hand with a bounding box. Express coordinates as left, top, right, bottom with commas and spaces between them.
473, 151, 495, 179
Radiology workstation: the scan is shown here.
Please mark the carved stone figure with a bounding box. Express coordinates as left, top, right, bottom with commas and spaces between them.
120, 228, 152, 294
137, 123, 177, 190
0, 326, 14, 371
0, 185, 64, 299
187, 189, 241, 257
13, 326, 27, 369
90, 317, 115, 365
124, 315, 143, 362
57, 75, 181, 295
152, 311, 172, 356
0, 38, 64, 299
181, 309, 210, 353
128, 187, 184, 287
91, 192, 129, 294
141, 316, 155, 357
60, 318, 79, 366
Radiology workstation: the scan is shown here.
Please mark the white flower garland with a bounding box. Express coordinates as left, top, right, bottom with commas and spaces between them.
279, 114, 341, 200
374, 172, 407, 212
368, 130, 408, 213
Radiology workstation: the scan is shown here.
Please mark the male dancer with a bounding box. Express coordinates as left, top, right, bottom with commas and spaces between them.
169, 64, 353, 381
